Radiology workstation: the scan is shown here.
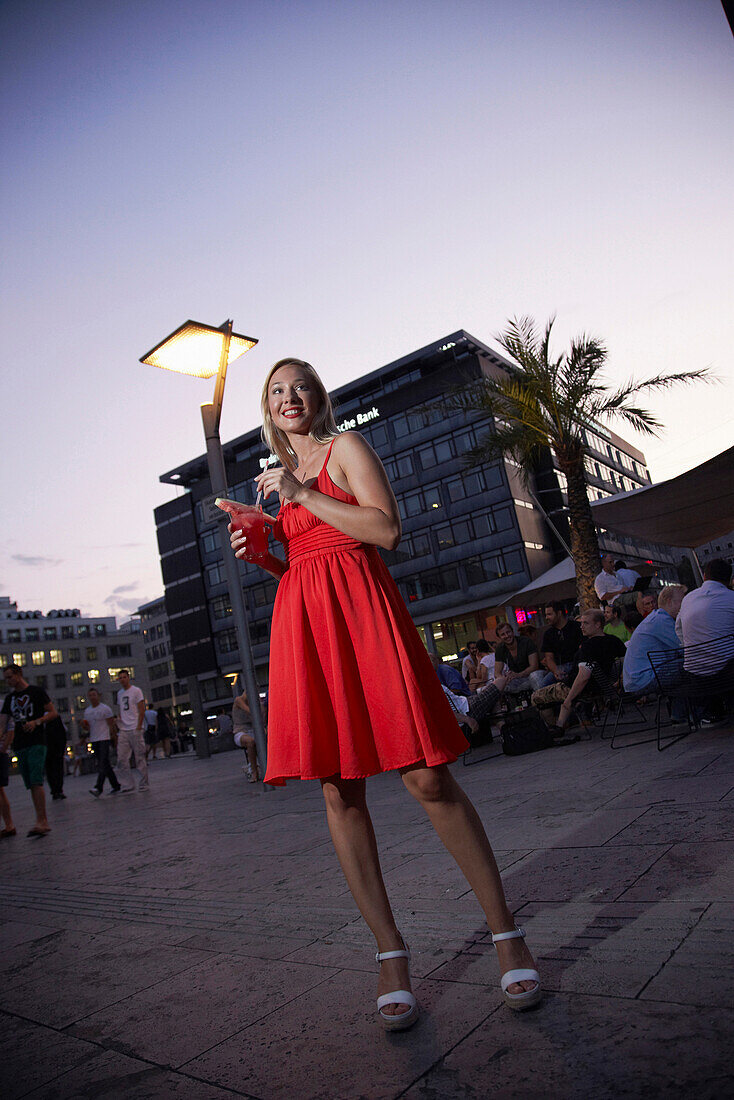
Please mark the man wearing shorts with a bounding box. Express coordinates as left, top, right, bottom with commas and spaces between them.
1, 664, 58, 836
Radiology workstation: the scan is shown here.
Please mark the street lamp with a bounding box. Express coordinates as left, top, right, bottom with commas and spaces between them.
140, 319, 268, 778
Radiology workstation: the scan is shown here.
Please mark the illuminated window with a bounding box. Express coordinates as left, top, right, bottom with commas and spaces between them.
70, 672, 83, 686
50, 649, 63, 664
0, 654, 8, 668
77, 625, 90, 638
108, 666, 135, 680
44, 626, 58, 640
31, 651, 45, 666
12, 652, 26, 666
87, 669, 101, 683
86, 647, 97, 661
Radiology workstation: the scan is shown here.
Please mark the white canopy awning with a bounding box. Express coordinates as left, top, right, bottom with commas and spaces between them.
507, 558, 578, 607
590, 445, 734, 549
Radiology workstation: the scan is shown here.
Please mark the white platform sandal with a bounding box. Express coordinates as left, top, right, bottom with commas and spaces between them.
491, 926, 542, 1011
375, 938, 419, 1031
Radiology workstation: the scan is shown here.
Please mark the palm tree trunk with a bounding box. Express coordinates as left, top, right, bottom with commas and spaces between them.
560, 457, 601, 610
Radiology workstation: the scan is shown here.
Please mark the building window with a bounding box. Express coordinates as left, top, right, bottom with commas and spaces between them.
0, 654, 8, 668
8, 629, 21, 643
106, 644, 132, 658
75, 695, 87, 711
95, 623, 106, 636
49, 649, 63, 665
31, 650, 45, 666
54, 673, 66, 689
56, 696, 68, 713
70, 672, 83, 686
108, 666, 135, 681
68, 648, 80, 663
43, 627, 58, 640
369, 423, 389, 448
61, 625, 74, 639
86, 647, 97, 661
25, 628, 40, 642
207, 563, 225, 587
211, 595, 233, 620
12, 652, 26, 667
446, 469, 486, 502
202, 531, 220, 555
401, 567, 459, 603
35, 675, 48, 689
217, 628, 238, 654
77, 625, 90, 638
252, 581, 277, 608
87, 669, 101, 683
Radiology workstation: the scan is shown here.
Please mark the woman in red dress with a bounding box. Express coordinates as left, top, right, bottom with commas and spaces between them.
229, 358, 541, 1030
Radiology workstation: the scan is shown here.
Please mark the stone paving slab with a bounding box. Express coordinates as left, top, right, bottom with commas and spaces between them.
401, 994, 734, 1100
21, 1048, 251, 1100
69, 954, 340, 1068
618, 840, 734, 902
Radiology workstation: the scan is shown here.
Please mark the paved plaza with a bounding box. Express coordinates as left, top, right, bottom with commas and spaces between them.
1, 720, 733, 1099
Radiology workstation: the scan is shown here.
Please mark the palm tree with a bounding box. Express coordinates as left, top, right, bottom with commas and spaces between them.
449, 316, 710, 610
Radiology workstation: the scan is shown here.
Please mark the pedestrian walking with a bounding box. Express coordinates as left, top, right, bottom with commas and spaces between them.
1, 664, 56, 836
82, 688, 121, 796
0, 724, 17, 839
143, 703, 159, 761
44, 713, 68, 800
115, 670, 148, 792
228, 358, 541, 1030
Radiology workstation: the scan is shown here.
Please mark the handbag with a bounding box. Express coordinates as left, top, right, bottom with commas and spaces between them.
500, 707, 554, 756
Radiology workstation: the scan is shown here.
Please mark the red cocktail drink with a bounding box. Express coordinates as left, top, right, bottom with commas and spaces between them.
215, 499, 269, 560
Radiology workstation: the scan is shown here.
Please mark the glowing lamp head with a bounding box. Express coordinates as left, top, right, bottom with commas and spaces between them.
140, 320, 257, 378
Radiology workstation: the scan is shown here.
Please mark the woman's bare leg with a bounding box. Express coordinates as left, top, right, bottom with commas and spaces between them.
321, 776, 411, 1016
400, 762, 537, 993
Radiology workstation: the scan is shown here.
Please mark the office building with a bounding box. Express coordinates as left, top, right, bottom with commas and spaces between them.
136, 596, 190, 716
0, 597, 151, 739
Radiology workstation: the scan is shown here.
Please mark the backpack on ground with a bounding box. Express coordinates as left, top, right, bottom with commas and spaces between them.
500, 707, 554, 756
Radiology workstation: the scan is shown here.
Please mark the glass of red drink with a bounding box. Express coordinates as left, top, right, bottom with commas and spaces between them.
215, 499, 269, 560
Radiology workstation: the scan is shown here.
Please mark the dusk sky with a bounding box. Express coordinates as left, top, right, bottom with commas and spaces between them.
2, 0, 732, 620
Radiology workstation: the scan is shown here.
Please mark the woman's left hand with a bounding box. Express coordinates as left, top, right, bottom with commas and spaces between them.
254, 466, 306, 505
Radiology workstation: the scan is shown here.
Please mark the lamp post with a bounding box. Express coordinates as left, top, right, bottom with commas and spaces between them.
140, 319, 269, 778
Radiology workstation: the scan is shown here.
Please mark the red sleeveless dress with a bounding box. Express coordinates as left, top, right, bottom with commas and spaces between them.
264, 442, 468, 785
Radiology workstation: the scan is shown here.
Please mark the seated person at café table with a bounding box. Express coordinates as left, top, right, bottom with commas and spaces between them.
623, 585, 685, 697
604, 602, 632, 643
538, 602, 583, 686
493, 622, 546, 694
677, 559, 734, 666
552, 609, 627, 732
429, 653, 471, 697
615, 560, 642, 589
469, 638, 496, 693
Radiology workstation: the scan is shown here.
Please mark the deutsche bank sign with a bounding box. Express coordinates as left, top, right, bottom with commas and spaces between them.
337, 406, 380, 433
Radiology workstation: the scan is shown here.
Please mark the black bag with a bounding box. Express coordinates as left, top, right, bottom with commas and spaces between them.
500, 707, 554, 756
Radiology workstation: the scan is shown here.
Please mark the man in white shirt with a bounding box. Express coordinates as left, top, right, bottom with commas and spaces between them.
116, 670, 148, 792
614, 560, 641, 589
594, 554, 632, 604
677, 560, 734, 674
143, 704, 159, 762
82, 687, 121, 797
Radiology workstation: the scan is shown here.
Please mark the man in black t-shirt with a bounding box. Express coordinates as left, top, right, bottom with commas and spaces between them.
1, 664, 58, 836
493, 623, 546, 694
538, 603, 584, 686
554, 609, 626, 732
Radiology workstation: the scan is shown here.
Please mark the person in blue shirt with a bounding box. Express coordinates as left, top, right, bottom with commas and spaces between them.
623, 585, 686, 695
428, 653, 472, 697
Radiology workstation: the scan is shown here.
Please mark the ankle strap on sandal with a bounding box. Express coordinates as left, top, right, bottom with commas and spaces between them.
376, 947, 410, 963
491, 926, 526, 943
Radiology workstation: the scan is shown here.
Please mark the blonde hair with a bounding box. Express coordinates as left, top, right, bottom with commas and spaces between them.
260, 358, 340, 471
658, 584, 686, 612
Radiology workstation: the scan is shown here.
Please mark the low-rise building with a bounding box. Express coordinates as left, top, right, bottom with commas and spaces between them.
0, 597, 151, 740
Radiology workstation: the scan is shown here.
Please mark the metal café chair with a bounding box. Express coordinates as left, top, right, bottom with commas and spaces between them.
647, 633, 734, 750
